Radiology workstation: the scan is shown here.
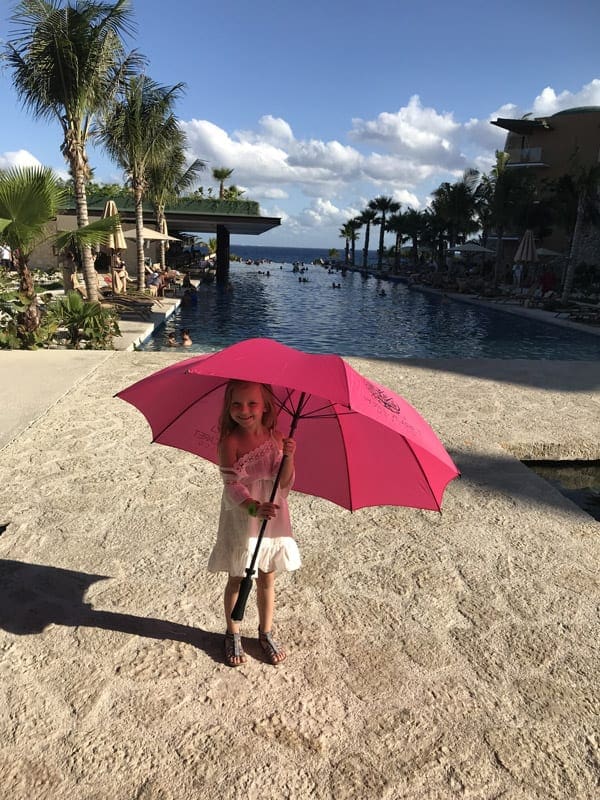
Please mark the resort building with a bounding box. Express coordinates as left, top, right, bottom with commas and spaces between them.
491, 105, 600, 264
32, 196, 280, 284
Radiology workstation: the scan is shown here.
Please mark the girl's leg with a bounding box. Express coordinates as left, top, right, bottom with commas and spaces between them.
224, 575, 243, 633
256, 569, 286, 664
223, 575, 246, 666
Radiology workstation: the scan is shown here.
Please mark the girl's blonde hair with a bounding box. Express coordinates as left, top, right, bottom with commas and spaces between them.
218, 380, 278, 441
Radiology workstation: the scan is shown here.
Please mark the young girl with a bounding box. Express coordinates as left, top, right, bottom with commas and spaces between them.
208, 380, 300, 667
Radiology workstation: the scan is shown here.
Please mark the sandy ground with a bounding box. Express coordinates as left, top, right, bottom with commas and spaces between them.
0, 352, 599, 799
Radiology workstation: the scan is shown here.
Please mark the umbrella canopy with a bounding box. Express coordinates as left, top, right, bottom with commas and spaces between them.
449, 242, 495, 254
122, 225, 179, 242
117, 338, 460, 619
116, 338, 459, 513
536, 247, 563, 257
101, 200, 126, 252
514, 229, 537, 263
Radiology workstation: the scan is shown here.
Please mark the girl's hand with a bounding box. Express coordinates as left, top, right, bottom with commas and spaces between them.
282, 437, 296, 457
256, 501, 279, 519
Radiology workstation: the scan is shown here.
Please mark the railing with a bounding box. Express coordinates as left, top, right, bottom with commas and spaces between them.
507, 147, 543, 165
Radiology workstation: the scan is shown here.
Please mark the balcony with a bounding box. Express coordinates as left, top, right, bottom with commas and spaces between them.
506, 147, 547, 167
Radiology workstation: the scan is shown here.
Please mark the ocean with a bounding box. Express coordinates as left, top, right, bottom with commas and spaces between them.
228, 243, 380, 267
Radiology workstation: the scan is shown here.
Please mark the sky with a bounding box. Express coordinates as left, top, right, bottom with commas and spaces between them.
1, 0, 600, 251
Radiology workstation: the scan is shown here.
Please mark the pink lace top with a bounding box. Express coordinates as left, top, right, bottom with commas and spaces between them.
207, 435, 301, 576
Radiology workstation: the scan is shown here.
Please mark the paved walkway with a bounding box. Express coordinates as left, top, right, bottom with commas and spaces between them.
0, 348, 599, 798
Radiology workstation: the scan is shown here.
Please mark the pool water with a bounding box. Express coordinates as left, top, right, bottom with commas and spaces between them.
141, 263, 600, 360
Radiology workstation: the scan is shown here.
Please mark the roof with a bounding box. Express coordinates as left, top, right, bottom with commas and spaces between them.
551, 106, 600, 117
60, 196, 281, 237
491, 117, 552, 134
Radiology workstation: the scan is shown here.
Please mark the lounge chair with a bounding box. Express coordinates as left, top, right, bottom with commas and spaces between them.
72, 271, 159, 321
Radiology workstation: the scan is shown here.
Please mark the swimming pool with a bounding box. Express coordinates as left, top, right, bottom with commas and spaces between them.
141, 263, 600, 360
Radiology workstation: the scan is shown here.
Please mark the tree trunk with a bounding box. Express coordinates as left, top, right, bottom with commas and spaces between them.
561, 194, 585, 303
16, 254, 40, 338
72, 163, 98, 303
157, 206, 166, 269
350, 238, 356, 266
362, 224, 370, 269
394, 233, 401, 272
494, 226, 504, 285
135, 186, 145, 291
378, 216, 385, 270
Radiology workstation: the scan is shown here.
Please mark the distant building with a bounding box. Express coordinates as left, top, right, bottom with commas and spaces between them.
491, 106, 600, 265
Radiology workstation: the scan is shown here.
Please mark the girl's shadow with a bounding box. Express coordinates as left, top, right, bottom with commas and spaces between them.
0, 559, 223, 663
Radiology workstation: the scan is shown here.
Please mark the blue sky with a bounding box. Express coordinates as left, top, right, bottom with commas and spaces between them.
1, 0, 600, 250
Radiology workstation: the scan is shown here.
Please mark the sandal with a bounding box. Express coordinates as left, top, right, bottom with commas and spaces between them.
224, 631, 246, 667
258, 627, 286, 665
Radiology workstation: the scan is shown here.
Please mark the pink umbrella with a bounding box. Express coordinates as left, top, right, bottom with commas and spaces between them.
116, 338, 459, 617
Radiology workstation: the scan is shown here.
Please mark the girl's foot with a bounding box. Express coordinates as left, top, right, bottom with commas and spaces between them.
258, 627, 286, 665
224, 631, 246, 667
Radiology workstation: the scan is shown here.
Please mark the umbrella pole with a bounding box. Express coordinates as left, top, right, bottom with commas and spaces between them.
231, 394, 305, 621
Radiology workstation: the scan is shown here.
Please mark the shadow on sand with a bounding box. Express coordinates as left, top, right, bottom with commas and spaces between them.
0, 559, 223, 663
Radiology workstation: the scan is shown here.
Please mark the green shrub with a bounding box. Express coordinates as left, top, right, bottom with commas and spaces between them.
44, 291, 121, 349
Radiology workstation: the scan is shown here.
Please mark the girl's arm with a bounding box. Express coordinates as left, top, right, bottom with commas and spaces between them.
276, 432, 296, 489
219, 436, 275, 517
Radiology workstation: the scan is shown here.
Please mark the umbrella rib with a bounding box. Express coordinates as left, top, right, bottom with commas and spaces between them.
402, 437, 442, 513
151, 378, 229, 442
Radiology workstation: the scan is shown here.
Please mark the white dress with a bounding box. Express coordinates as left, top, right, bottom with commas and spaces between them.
207, 434, 302, 577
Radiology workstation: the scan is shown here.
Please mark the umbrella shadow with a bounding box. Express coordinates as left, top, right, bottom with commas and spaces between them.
0, 559, 223, 663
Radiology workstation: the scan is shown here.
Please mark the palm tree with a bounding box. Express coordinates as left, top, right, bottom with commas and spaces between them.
98, 74, 185, 290
481, 151, 532, 283
561, 162, 600, 302
368, 196, 400, 269
347, 218, 362, 266
359, 208, 377, 269
339, 221, 360, 265
403, 208, 425, 266
147, 134, 205, 268
212, 167, 234, 200
386, 212, 406, 272
0, 165, 119, 345
4, 0, 142, 302
431, 168, 480, 251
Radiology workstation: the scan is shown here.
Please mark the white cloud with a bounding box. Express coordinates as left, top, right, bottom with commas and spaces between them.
350, 95, 461, 157
532, 79, 600, 115
179, 77, 600, 247
0, 149, 42, 169
252, 186, 289, 199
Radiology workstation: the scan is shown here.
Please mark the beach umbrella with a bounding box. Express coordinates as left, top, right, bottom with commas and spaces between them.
116, 338, 460, 620
122, 226, 179, 242
514, 229, 537, 263
536, 247, 563, 257
449, 242, 495, 254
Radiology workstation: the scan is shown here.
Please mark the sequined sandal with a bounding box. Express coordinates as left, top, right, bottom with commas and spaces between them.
224, 631, 246, 667
258, 627, 286, 665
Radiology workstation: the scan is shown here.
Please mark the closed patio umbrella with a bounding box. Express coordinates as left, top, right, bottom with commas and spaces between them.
514, 230, 537, 264
101, 200, 126, 287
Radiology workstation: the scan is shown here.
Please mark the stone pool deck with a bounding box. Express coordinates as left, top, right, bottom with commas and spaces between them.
0, 348, 599, 799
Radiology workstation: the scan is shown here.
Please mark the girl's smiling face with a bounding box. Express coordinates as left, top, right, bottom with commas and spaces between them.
229, 383, 267, 431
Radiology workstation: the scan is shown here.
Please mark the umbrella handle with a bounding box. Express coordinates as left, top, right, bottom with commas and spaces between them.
230, 399, 305, 622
